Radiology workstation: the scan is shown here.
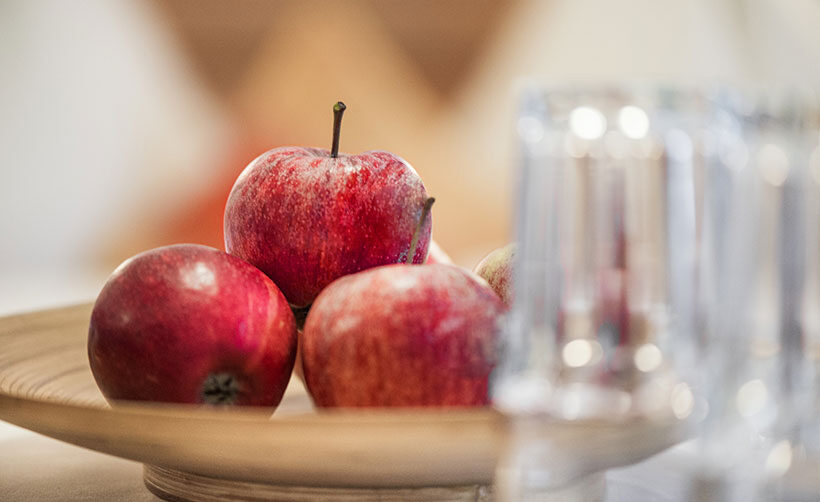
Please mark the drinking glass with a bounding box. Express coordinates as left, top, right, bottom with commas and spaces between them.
775, 107, 820, 502
492, 85, 726, 500
753, 93, 820, 502
681, 90, 820, 501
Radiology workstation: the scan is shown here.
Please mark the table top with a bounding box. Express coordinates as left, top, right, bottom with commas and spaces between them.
0, 421, 158, 501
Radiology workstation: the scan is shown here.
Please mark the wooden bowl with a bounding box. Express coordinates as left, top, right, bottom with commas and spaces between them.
0, 304, 685, 501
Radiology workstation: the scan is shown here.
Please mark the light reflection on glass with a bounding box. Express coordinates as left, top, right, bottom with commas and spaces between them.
765, 440, 793, 478
757, 143, 790, 187
634, 343, 663, 373
671, 382, 695, 420
569, 106, 606, 140
618, 105, 650, 139
562, 339, 593, 368
736, 379, 769, 418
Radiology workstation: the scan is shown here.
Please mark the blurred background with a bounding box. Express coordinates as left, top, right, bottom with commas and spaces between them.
3, 0, 820, 316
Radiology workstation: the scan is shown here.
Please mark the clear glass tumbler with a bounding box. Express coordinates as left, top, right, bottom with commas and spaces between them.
493, 86, 731, 500
745, 93, 820, 502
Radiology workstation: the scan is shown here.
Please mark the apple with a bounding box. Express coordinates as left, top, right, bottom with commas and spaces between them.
473, 244, 515, 307
425, 240, 453, 265
301, 263, 505, 407
88, 244, 297, 407
224, 101, 432, 308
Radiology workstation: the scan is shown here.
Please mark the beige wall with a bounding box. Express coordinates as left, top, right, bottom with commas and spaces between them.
3, 0, 820, 314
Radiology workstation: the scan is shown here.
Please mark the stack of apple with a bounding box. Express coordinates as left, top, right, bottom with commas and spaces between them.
88, 103, 514, 411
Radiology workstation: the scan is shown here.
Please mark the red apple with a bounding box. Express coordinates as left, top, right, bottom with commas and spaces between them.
88, 244, 297, 407
425, 240, 453, 265
474, 244, 515, 307
301, 263, 504, 407
224, 102, 432, 308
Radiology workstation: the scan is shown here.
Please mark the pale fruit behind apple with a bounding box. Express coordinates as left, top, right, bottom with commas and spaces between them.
302, 263, 505, 407
474, 243, 515, 307
224, 102, 432, 308
474, 243, 628, 331
88, 244, 297, 408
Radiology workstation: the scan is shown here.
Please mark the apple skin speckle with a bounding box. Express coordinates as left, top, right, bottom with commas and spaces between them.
301, 264, 505, 408
224, 147, 432, 308
88, 244, 297, 408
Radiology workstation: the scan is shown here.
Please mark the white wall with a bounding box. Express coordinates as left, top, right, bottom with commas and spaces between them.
0, 0, 229, 314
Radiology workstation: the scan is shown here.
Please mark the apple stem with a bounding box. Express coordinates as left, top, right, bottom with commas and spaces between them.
331, 101, 346, 158
407, 197, 435, 263
201, 372, 241, 405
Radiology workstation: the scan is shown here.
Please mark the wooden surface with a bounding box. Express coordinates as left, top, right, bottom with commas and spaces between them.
143, 465, 493, 502
0, 304, 685, 499
0, 304, 502, 488
0, 419, 684, 502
